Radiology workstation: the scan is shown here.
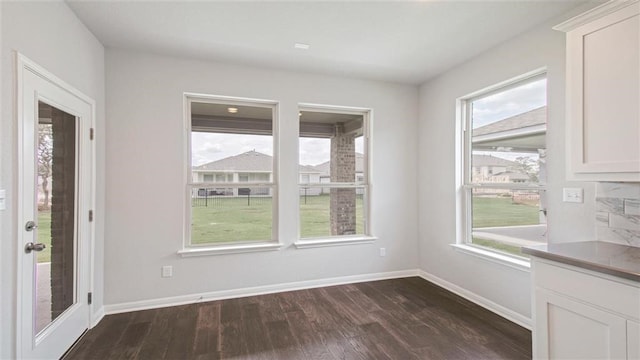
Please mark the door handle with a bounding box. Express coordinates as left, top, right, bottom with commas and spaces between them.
25, 221, 37, 232
25, 242, 46, 254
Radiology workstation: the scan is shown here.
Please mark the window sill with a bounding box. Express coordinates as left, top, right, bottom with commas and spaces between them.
178, 242, 282, 257
450, 243, 530, 272
294, 236, 377, 249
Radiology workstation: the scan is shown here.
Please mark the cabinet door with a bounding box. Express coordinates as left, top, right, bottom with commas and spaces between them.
566, 2, 640, 181
629, 320, 640, 360
535, 289, 627, 359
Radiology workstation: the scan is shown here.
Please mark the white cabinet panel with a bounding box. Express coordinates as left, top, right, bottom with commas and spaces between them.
582, 14, 639, 166
536, 289, 628, 359
557, 1, 640, 181
531, 258, 640, 359
629, 320, 640, 360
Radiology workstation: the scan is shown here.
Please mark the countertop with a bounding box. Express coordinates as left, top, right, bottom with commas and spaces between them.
522, 241, 640, 282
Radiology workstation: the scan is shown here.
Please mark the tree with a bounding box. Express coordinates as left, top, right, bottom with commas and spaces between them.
38, 124, 53, 210
513, 156, 539, 182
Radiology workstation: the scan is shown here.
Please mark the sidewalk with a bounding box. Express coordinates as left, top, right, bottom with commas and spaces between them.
36, 262, 52, 334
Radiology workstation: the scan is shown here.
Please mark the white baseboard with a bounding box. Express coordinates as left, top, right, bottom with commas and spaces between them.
103, 268, 531, 331
104, 269, 420, 315
91, 306, 104, 328
418, 270, 532, 330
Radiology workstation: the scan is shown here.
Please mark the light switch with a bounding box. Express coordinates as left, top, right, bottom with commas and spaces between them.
0, 189, 5, 210
563, 188, 583, 203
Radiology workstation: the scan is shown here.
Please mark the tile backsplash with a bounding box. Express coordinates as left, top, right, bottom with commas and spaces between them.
596, 182, 640, 247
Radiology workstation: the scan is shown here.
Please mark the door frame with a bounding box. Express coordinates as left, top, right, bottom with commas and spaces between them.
14, 52, 96, 358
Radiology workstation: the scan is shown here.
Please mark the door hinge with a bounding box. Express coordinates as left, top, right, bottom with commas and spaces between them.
88, 292, 92, 305
90, 128, 94, 140
89, 210, 93, 222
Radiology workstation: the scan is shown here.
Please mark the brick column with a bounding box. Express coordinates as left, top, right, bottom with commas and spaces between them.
50, 108, 76, 321
330, 124, 356, 235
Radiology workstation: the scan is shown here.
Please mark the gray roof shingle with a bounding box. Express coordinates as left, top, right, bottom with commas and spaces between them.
473, 106, 546, 136
194, 150, 320, 173
472, 154, 517, 167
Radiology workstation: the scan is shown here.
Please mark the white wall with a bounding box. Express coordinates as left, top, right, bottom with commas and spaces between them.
104, 50, 419, 306
417, 7, 599, 322
0, 2, 105, 358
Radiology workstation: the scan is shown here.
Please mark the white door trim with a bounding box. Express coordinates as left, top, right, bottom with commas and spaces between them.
15, 52, 96, 359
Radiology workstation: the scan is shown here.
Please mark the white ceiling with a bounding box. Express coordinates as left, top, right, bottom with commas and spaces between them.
67, 0, 594, 85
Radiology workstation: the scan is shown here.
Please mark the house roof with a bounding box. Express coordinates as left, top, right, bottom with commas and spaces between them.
472, 154, 516, 167
472, 106, 546, 154
490, 171, 530, 180
194, 150, 320, 173
473, 106, 546, 137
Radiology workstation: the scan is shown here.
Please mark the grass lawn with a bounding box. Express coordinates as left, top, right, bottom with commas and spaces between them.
37, 210, 52, 263
472, 196, 540, 228
37, 195, 537, 256
299, 194, 364, 238
191, 194, 364, 244
191, 197, 272, 244
472, 195, 540, 257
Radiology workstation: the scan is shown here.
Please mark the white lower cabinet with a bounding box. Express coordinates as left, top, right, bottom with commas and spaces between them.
532, 259, 640, 359
629, 320, 640, 360
535, 289, 628, 359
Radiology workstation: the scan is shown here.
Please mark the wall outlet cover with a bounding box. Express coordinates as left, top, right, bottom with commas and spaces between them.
161, 265, 173, 278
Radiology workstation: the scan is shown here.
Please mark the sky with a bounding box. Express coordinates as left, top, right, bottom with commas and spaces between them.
472, 78, 546, 128
191, 78, 545, 167
471, 77, 547, 163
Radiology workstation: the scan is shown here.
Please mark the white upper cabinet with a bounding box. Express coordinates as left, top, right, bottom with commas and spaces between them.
555, 0, 640, 182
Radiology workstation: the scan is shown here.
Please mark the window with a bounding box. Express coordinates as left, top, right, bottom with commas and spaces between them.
298, 105, 371, 242
185, 95, 278, 248
460, 72, 547, 259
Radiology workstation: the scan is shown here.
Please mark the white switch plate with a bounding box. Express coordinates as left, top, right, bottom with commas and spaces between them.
379, 248, 386, 257
563, 188, 583, 203
0, 189, 5, 210
161, 265, 173, 278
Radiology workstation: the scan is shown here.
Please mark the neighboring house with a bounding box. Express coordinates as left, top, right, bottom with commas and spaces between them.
471, 154, 518, 183
192, 150, 322, 196
489, 171, 530, 183
471, 106, 547, 184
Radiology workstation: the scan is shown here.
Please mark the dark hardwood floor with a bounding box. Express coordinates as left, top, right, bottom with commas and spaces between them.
64, 277, 531, 359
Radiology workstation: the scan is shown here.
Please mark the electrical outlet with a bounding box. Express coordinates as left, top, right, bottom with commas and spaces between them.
379, 248, 386, 257
161, 265, 173, 278
563, 188, 583, 203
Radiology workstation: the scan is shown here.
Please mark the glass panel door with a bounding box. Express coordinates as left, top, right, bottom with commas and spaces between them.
35, 101, 78, 335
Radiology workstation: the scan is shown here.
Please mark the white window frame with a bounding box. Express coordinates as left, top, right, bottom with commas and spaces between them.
178, 93, 281, 257
295, 103, 376, 249
454, 69, 547, 270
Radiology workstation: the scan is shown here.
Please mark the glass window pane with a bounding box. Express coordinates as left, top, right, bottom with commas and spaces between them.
300, 187, 366, 238
36, 102, 78, 334
191, 186, 273, 244
189, 100, 274, 246
298, 109, 368, 240
299, 111, 364, 183
464, 75, 548, 256
471, 188, 547, 257
470, 78, 547, 186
